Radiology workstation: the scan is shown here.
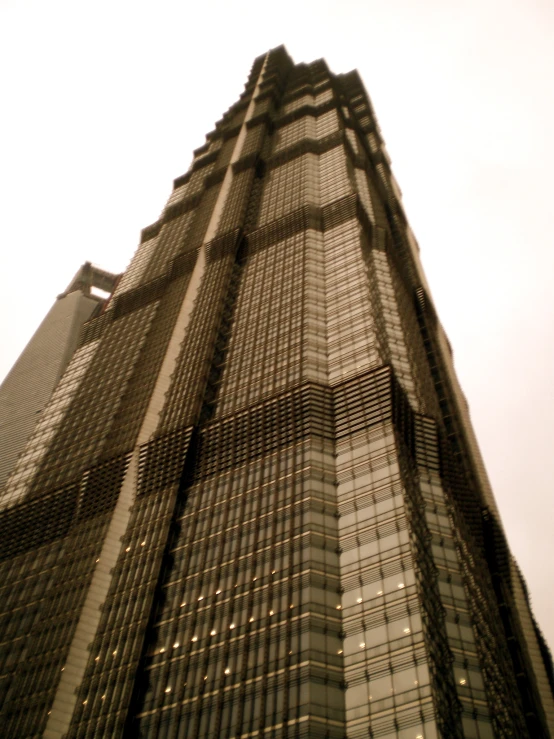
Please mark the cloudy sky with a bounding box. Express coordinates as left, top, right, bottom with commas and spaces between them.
1, 1, 553, 649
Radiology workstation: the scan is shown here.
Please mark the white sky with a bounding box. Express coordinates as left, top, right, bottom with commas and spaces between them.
1, 0, 553, 651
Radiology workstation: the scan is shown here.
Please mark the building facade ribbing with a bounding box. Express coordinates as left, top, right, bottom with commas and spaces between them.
0, 47, 552, 739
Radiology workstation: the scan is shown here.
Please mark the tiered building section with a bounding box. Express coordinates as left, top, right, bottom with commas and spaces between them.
0, 47, 552, 739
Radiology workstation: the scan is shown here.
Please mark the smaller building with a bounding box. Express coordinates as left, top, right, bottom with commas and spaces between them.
0, 263, 120, 491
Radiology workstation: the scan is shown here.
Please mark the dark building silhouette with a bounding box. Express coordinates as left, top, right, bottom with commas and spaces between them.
0, 47, 552, 739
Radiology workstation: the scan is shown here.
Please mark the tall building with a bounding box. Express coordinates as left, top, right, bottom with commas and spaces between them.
0, 263, 119, 492
0, 46, 552, 739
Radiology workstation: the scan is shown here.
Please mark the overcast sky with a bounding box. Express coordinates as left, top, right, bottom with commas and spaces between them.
1, 0, 553, 650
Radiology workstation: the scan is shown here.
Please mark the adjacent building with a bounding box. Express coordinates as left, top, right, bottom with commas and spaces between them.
0, 47, 552, 739
0, 263, 119, 492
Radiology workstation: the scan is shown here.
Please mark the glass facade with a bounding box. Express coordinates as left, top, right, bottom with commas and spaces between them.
0, 46, 553, 739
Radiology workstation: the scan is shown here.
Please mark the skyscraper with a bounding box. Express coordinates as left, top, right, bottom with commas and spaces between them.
0, 45, 552, 738
0, 263, 119, 493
